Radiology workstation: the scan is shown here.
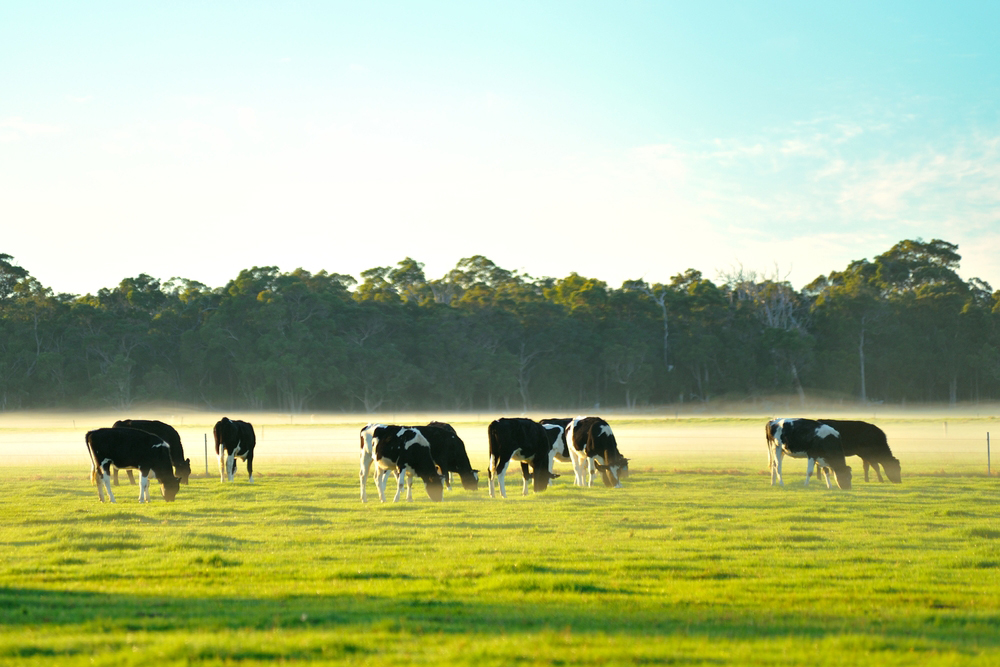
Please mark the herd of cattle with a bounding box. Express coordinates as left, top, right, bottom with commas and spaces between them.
82, 414, 900, 503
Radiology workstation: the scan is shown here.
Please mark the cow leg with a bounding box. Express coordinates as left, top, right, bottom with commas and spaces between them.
805, 458, 815, 486
874, 463, 884, 482
488, 455, 499, 498
112, 467, 119, 486
392, 470, 406, 503
97, 465, 116, 502
246, 453, 254, 484
520, 462, 532, 496
226, 452, 237, 482
126, 470, 136, 485
772, 448, 784, 486
218, 447, 227, 482
405, 471, 415, 502
139, 473, 150, 503
360, 452, 372, 503
374, 468, 389, 503
495, 459, 511, 499
587, 458, 597, 487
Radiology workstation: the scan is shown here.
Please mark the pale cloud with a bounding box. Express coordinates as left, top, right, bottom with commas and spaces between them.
66, 94, 94, 104
0, 117, 64, 142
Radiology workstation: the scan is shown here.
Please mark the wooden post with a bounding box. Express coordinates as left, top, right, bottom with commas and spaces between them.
988, 432, 991, 477
204, 434, 209, 476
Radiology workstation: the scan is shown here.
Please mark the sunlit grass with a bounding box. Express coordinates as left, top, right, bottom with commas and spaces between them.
2, 453, 999, 665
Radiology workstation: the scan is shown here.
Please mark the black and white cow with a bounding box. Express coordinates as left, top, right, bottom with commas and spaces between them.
487, 418, 561, 498
214, 417, 256, 483
765, 418, 852, 490
86, 427, 181, 503
562, 416, 629, 487
366, 424, 445, 502
420, 422, 479, 492
818, 419, 901, 483
113, 419, 192, 484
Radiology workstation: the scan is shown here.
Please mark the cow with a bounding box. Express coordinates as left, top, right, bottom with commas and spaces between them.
818, 419, 901, 483
487, 417, 561, 498
85, 427, 181, 503
420, 422, 479, 492
112, 419, 192, 484
359, 422, 477, 502
562, 416, 629, 487
765, 418, 852, 490
214, 417, 256, 483
367, 425, 444, 502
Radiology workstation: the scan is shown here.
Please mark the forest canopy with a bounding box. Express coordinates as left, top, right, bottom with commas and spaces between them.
2, 239, 999, 412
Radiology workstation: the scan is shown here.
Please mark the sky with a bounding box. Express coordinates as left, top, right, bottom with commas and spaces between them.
2, 1, 999, 296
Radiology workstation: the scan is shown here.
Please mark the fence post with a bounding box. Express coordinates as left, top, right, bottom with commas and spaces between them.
204, 434, 209, 476
988, 432, 991, 477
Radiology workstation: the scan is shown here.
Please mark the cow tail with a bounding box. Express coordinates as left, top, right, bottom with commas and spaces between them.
85, 432, 98, 485
213, 424, 222, 456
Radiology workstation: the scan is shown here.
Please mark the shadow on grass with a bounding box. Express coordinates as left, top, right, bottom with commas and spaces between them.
2, 586, 998, 649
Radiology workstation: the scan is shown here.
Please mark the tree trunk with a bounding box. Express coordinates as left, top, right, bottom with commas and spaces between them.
858, 327, 867, 403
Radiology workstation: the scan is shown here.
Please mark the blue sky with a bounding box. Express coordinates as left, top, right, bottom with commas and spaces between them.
2, 1, 999, 295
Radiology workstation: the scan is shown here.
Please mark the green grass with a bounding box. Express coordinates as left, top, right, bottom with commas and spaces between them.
1, 462, 999, 665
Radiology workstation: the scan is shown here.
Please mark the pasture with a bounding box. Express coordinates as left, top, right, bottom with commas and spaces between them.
1, 410, 999, 665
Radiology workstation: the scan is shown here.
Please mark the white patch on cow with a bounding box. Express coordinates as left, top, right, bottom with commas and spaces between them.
815, 424, 839, 439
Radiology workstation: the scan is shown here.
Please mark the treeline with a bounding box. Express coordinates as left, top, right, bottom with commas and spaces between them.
2, 238, 999, 412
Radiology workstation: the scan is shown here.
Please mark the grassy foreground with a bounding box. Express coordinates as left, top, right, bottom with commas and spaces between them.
1, 462, 998, 666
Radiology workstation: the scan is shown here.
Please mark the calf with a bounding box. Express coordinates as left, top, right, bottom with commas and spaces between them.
766, 418, 852, 490
563, 416, 629, 487
86, 427, 181, 503
818, 419, 901, 483
113, 419, 192, 484
487, 418, 560, 498
214, 417, 256, 483
369, 425, 444, 502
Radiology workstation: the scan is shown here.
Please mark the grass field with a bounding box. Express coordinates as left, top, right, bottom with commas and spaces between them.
1, 412, 999, 665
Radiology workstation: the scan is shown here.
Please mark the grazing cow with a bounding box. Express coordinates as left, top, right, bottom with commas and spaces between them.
214, 417, 256, 483
368, 425, 444, 502
85, 427, 181, 503
562, 416, 629, 487
487, 418, 561, 498
818, 419, 901, 483
113, 419, 192, 484
765, 418, 852, 490
358, 422, 477, 502
420, 422, 479, 492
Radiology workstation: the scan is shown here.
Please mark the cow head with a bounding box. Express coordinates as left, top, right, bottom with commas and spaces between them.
831, 465, 852, 490
423, 476, 444, 502
458, 469, 480, 491
177, 458, 193, 484
882, 458, 902, 483
532, 466, 559, 492
595, 453, 629, 487
160, 476, 181, 502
